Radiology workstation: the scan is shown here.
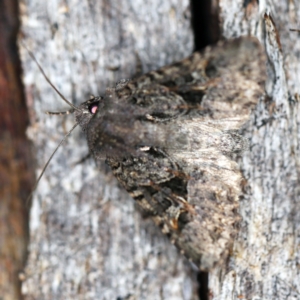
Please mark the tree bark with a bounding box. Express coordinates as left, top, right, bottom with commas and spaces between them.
19, 0, 300, 299
0, 1, 33, 299
20, 0, 198, 299
208, 2, 300, 299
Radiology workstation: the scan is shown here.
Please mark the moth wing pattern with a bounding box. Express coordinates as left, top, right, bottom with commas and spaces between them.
76, 37, 266, 270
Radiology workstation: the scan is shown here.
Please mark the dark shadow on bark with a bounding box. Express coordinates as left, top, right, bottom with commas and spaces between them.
190, 0, 220, 51
198, 272, 209, 300
190, 1, 220, 298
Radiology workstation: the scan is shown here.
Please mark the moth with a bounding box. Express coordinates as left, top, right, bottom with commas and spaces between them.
31, 36, 266, 271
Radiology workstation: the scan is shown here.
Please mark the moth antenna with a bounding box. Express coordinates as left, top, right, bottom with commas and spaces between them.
46, 109, 75, 115
22, 42, 80, 111
26, 123, 79, 206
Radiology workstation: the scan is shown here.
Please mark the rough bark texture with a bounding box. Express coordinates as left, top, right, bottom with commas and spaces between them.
0, 0, 33, 299
19, 0, 300, 299
208, 1, 300, 299
19, 1, 197, 299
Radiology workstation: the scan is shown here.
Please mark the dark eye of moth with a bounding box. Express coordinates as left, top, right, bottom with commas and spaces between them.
89, 102, 100, 114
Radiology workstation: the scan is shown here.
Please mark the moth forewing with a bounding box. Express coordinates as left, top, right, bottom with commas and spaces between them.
75, 36, 266, 270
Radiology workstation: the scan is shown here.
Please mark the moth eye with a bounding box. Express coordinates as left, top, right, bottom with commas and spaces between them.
91, 105, 98, 114
88, 102, 99, 114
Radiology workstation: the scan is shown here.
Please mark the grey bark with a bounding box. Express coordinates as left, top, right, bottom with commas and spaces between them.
20, 1, 197, 299
19, 0, 300, 299
209, 1, 300, 299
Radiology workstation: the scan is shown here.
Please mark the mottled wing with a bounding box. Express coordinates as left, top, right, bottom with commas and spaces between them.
80, 37, 266, 270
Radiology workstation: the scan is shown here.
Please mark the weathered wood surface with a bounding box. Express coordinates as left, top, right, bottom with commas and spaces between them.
19, 1, 198, 299
0, 0, 33, 299
208, 2, 300, 299
19, 0, 300, 299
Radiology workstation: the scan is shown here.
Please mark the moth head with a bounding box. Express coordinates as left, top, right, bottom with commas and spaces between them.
75, 96, 103, 131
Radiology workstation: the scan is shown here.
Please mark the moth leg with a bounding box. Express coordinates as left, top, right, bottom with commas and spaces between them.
72, 153, 93, 166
